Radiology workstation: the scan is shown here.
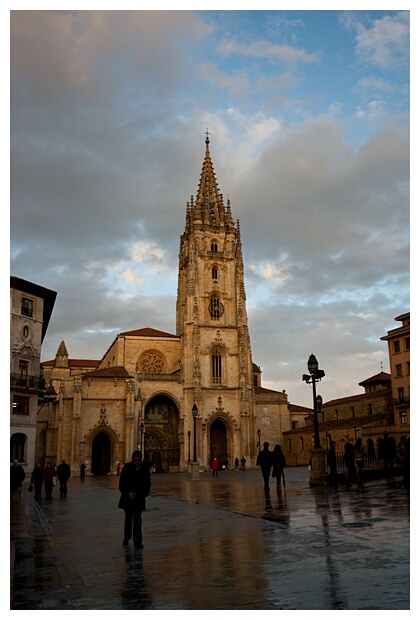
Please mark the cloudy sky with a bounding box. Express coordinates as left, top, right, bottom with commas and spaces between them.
9, 7, 410, 407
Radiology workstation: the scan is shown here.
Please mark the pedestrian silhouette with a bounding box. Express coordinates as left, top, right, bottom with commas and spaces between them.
43, 462, 56, 499
381, 433, 394, 475
343, 443, 360, 488
57, 459, 71, 496
10, 460, 26, 504
272, 444, 286, 492
118, 450, 151, 549
31, 462, 44, 499
324, 441, 338, 487
211, 457, 219, 477
80, 462, 86, 480
240, 456, 246, 471
257, 442, 273, 494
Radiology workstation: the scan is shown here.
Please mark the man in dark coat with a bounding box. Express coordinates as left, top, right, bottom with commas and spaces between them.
57, 459, 71, 496
257, 442, 273, 494
10, 460, 26, 504
118, 450, 151, 549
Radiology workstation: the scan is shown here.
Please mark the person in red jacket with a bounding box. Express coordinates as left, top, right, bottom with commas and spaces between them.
43, 462, 56, 499
211, 457, 219, 478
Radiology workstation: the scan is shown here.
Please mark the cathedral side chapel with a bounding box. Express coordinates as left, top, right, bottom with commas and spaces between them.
39, 137, 299, 474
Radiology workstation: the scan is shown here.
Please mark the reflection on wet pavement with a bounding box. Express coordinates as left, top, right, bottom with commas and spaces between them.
11, 468, 409, 609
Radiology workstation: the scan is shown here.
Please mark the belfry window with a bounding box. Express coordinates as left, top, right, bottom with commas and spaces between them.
209, 294, 224, 319
211, 242, 218, 252
212, 349, 222, 384
212, 265, 218, 280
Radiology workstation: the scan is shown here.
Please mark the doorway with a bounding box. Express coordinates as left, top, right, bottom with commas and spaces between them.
210, 419, 228, 466
91, 432, 111, 475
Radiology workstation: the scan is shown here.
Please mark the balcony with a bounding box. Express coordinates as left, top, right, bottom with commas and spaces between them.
10, 373, 45, 392
394, 396, 410, 406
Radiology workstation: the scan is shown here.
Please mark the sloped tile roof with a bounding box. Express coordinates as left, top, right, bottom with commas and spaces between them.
119, 327, 178, 338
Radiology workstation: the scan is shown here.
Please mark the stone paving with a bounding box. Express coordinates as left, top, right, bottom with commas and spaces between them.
10, 467, 410, 610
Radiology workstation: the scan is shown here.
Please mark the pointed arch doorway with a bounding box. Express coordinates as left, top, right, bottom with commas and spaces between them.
210, 419, 228, 466
91, 431, 111, 475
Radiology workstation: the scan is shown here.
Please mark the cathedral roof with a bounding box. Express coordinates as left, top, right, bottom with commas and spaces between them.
119, 327, 178, 338
81, 366, 132, 378
42, 358, 99, 367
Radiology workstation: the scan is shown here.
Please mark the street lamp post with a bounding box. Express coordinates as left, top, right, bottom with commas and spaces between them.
303, 354, 327, 486
191, 404, 199, 480
257, 428, 261, 451
187, 430, 191, 463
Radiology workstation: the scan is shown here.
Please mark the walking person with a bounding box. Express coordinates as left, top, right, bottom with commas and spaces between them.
43, 462, 56, 499
80, 462, 86, 480
324, 441, 338, 487
31, 462, 44, 500
240, 456, 246, 471
10, 460, 26, 504
118, 450, 151, 549
272, 444, 286, 492
234, 457, 239, 471
343, 443, 360, 488
57, 459, 71, 496
382, 433, 394, 475
211, 456, 219, 477
354, 438, 365, 483
257, 442, 273, 494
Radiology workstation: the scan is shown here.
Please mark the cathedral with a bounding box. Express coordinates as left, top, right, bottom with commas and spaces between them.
39, 137, 304, 475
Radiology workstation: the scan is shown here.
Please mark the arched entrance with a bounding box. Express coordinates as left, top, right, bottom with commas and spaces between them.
91, 431, 111, 475
144, 395, 180, 472
210, 419, 228, 466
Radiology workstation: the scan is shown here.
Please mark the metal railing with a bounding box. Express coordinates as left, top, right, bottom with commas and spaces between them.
10, 373, 45, 391
335, 449, 384, 473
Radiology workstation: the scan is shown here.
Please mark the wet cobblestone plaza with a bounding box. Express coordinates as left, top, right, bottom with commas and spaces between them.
10, 467, 410, 610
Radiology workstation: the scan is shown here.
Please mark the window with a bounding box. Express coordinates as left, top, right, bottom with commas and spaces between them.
407, 362, 410, 375
10, 433, 26, 462
396, 364, 403, 377
405, 337, 410, 351
398, 387, 404, 403
400, 412, 407, 424
291, 421, 298, 430
21, 297, 34, 317
368, 403, 372, 415
394, 340, 400, 353
211, 349, 222, 384
335, 409, 339, 420
13, 396, 30, 416
18, 360, 29, 387
212, 265, 218, 280
211, 242, 218, 252
209, 294, 224, 319
351, 406, 355, 418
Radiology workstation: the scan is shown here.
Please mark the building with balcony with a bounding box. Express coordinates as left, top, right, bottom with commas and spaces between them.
381, 312, 410, 431
10, 276, 56, 475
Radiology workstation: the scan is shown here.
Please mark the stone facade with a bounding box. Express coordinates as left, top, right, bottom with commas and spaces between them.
10, 277, 56, 475
282, 372, 400, 467
38, 138, 293, 474
381, 312, 410, 432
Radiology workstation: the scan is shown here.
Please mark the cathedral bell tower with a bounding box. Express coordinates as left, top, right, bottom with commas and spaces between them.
177, 134, 254, 465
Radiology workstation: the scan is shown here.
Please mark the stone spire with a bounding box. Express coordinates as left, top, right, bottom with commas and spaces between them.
193, 132, 225, 227
55, 340, 69, 367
